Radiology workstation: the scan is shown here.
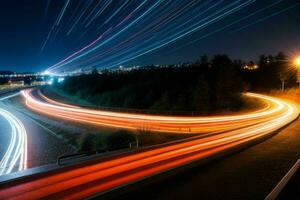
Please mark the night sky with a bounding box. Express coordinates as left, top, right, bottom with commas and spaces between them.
0, 0, 299, 73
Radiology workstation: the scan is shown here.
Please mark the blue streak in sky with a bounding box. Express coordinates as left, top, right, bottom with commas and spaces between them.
88, 1, 256, 69
55, 0, 70, 26
231, 3, 300, 33
43, 0, 299, 74
48, 0, 161, 71
168, 0, 284, 53
41, 0, 70, 52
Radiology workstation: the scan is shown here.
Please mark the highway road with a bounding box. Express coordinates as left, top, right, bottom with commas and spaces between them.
0, 92, 27, 175
0, 88, 297, 199
0, 90, 75, 176
0, 112, 11, 170
22, 88, 297, 134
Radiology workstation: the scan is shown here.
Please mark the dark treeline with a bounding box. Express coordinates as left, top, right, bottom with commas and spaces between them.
55, 52, 297, 114
56, 55, 245, 114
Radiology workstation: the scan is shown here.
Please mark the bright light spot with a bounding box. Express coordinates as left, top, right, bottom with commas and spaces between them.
295, 57, 300, 66
47, 78, 54, 85
58, 77, 65, 83
42, 70, 51, 75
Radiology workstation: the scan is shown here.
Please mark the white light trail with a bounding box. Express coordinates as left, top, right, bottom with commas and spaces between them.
22, 89, 298, 134
0, 93, 27, 175
0, 91, 298, 199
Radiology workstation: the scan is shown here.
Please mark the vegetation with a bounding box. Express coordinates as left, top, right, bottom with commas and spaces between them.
55, 54, 246, 114
78, 131, 136, 152
58, 52, 298, 114
48, 52, 300, 152
78, 129, 192, 153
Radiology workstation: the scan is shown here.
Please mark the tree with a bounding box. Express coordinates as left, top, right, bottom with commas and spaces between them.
210, 55, 244, 109
193, 76, 210, 113
151, 92, 171, 110
200, 54, 209, 65
275, 52, 286, 62
196, 54, 209, 65
23, 77, 32, 85
91, 68, 99, 75
105, 130, 135, 150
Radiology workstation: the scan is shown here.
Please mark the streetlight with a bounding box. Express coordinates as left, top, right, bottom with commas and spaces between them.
295, 57, 300, 89
276, 56, 300, 91
295, 57, 300, 66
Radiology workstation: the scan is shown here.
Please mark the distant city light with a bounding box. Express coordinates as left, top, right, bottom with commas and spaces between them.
243, 64, 259, 70
58, 77, 65, 83
42, 70, 51, 75
48, 78, 54, 85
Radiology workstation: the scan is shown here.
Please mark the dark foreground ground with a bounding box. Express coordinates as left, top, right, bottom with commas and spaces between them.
104, 117, 300, 200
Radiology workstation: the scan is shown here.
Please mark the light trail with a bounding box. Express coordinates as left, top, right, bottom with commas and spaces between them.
0, 93, 27, 176
21, 89, 295, 134
36, 90, 79, 109
66, 0, 94, 35
41, 0, 70, 52
45, 0, 259, 73
164, 0, 286, 54
84, 0, 116, 29
55, 0, 70, 26
81, 0, 103, 27
41, 1, 299, 74
230, 2, 300, 33
103, 0, 129, 25
0, 90, 298, 199
44, 0, 51, 17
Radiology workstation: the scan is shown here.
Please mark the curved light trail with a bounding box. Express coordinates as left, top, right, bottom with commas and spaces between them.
0, 89, 298, 199
36, 89, 79, 109
22, 89, 296, 134
0, 104, 27, 175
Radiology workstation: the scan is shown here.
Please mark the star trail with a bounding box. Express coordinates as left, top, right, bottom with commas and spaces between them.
0, 1, 300, 198
0, 0, 299, 72
43, 0, 300, 74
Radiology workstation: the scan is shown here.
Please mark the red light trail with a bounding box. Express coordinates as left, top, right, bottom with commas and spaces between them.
0, 89, 297, 199
21, 89, 296, 134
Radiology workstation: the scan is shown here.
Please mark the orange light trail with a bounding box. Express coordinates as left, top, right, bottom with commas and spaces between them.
0, 89, 297, 199
20, 89, 292, 134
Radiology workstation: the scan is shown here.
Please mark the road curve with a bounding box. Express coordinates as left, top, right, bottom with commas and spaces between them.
0, 89, 297, 199
0, 93, 27, 175
22, 88, 295, 134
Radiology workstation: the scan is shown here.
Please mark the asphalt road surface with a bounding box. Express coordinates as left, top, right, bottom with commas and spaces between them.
0, 91, 74, 175
0, 89, 297, 199
0, 115, 10, 158
112, 116, 300, 200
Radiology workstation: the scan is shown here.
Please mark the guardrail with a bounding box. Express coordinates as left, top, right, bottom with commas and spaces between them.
0, 146, 135, 185
57, 144, 135, 166
265, 159, 300, 200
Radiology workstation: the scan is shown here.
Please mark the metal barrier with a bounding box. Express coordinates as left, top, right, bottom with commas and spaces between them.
57, 151, 98, 165
265, 159, 300, 200
57, 145, 133, 166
